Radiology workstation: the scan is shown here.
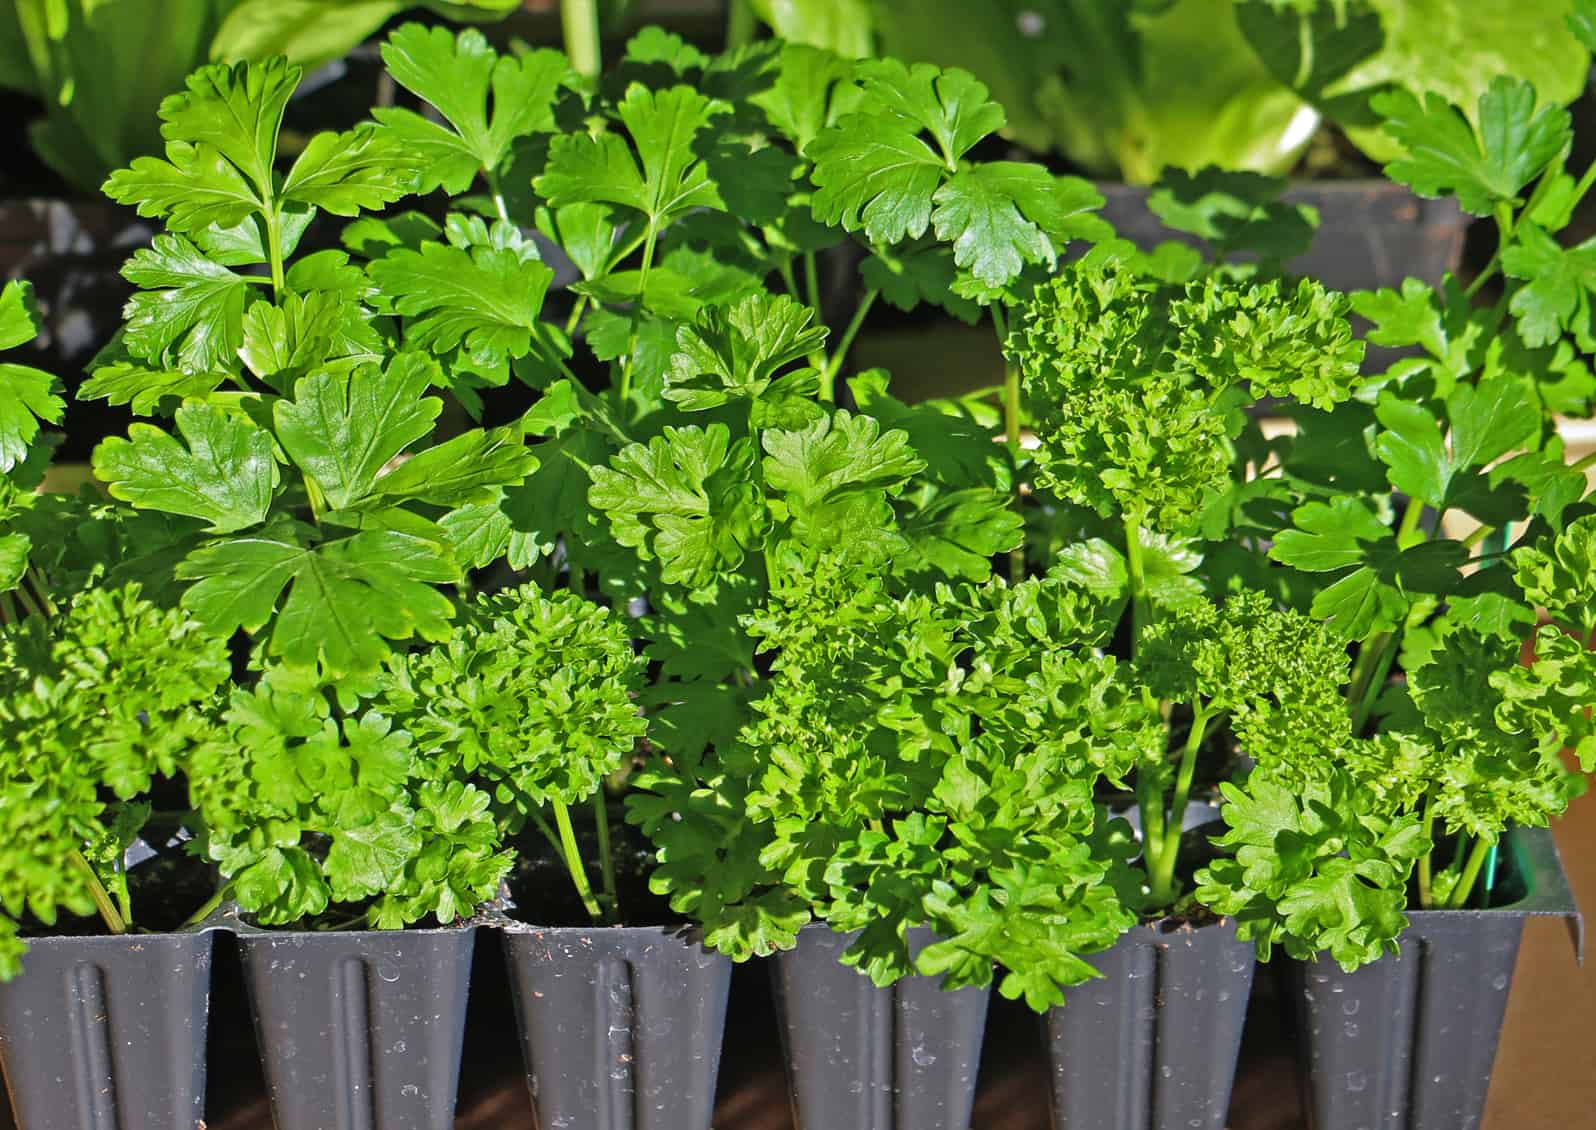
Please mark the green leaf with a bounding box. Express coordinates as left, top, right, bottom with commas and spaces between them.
1502, 221, 1596, 348
120, 235, 251, 373
79, 363, 226, 416
762, 410, 926, 510
589, 424, 768, 587
325, 802, 421, 901
274, 355, 443, 510
280, 124, 421, 215
1372, 76, 1570, 216
239, 289, 369, 388
373, 426, 537, 508
177, 524, 458, 674
751, 43, 863, 152
375, 24, 569, 193
1148, 167, 1318, 260
369, 237, 555, 371
0, 281, 63, 472
94, 404, 279, 533
535, 84, 727, 229
1373, 395, 1448, 507
808, 114, 946, 246
665, 292, 827, 410
931, 164, 1106, 288
102, 58, 300, 232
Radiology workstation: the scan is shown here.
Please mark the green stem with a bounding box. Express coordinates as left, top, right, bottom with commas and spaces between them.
565, 294, 589, 337
1346, 630, 1391, 711
1463, 203, 1517, 300
725, 0, 756, 48
1395, 497, 1427, 547
1571, 448, 1596, 473
182, 885, 228, 929
25, 566, 55, 617
526, 806, 565, 858
819, 287, 877, 401
1148, 708, 1215, 906
11, 582, 43, 620
1350, 630, 1400, 737
1124, 512, 1151, 654
1416, 791, 1437, 909
592, 791, 618, 920
1462, 524, 1497, 550
68, 851, 128, 935
264, 208, 286, 297
1137, 761, 1168, 884
114, 863, 132, 929
0, 592, 17, 624
562, 0, 602, 78
803, 251, 822, 318
486, 169, 511, 225
777, 259, 803, 301
551, 799, 605, 924
1447, 836, 1495, 910
1004, 359, 1024, 585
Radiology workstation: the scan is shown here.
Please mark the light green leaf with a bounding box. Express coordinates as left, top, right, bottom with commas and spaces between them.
373, 427, 537, 507
369, 239, 555, 368
535, 84, 727, 228
280, 124, 421, 215
1372, 76, 1570, 216
376, 24, 568, 192
178, 524, 458, 674
274, 355, 442, 510
120, 235, 252, 373
94, 403, 278, 532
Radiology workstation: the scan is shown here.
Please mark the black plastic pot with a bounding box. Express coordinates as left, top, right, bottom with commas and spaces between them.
236, 924, 477, 1130
1045, 917, 1255, 1130
773, 924, 991, 1130
501, 921, 733, 1130
1292, 826, 1582, 1130
0, 927, 214, 1130
1096, 180, 1467, 293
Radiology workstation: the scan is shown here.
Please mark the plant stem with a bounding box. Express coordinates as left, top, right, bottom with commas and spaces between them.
182, 885, 228, 928
592, 791, 618, 920
725, 0, 756, 48
11, 582, 43, 620
803, 251, 822, 318
562, 0, 602, 78
264, 209, 286, 297
1148, 708, 1214, 906
25, 567, 55, 617
1136, 761, 1168, 884
1395, 497, 1427, 547
1350, 630, 1400, 737
114, 863, 132, 928
1124, 511, 1151, 654
551, 799, 605, 924
819, 287, 877, 401
1416, 788, 1437, 908
68, 851, 128, 935
1447, 836, 1495, 909
1572, 448, 1596, 473
486, 169, 512, 225
564, 294, 589, 337
1462, 524, 1497, 550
